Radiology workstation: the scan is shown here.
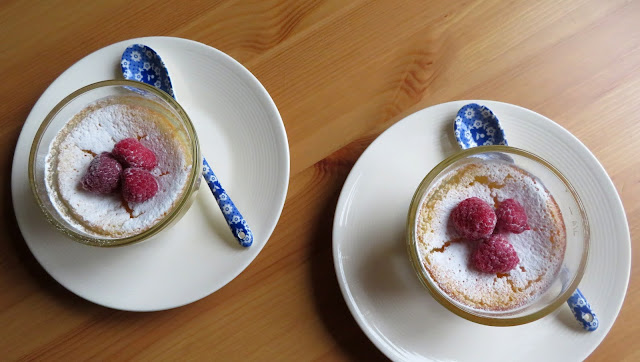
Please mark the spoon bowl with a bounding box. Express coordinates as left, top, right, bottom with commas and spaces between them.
454, 103, 507, 148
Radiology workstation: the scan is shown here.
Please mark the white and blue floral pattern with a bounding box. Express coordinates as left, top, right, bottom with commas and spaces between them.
567, 288, 599, 331
454, 103, 507, 148
454, 103, 597, 331
203, 159, 253, 247
121, 44, 175, 98
121, 44, 253, 248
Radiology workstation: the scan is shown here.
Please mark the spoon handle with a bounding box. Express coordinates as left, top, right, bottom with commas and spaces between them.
202, 159, 253, 247
567, 288, 598, 331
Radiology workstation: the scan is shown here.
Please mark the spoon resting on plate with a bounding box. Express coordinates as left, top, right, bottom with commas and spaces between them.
454, 103, 598, 331
121, 44, 253, 248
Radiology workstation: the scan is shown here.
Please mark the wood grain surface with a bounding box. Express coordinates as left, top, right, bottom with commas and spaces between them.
1, 0, 638, 360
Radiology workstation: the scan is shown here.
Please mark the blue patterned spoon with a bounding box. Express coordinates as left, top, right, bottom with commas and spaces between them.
454, 103, 598, 331
121, 44, 253, 248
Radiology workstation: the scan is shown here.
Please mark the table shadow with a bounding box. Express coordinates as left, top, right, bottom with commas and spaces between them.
307, 166, 389, 361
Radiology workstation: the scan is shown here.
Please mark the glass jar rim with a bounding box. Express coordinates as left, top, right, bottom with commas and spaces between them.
406, 145, 590, 326
28, 80, 202, 247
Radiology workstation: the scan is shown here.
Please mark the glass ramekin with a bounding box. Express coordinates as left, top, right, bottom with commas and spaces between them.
29, 80, 202, 247
407, 146, 589, 326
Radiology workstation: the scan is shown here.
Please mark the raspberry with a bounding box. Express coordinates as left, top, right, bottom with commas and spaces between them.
450, 197, 496, 240
81, 152, 122, 194
495, 199, 530, 234
121, 168, 158, 202
112, 138, 158, 170
471, 234, 520, 273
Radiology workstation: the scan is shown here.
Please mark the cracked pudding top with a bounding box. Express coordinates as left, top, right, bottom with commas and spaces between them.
44, 95, 192, 239
415, 159, 566, 311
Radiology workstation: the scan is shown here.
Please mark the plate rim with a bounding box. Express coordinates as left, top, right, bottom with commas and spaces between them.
11, 36, 290, 311
332, 99, 631, 361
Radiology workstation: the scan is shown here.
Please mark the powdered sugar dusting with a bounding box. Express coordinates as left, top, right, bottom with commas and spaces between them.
416, 160, 566, 311
45, 96, 192, 239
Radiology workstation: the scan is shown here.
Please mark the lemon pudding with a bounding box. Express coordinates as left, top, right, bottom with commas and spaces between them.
44, 95, 193, 239
415, 159, 566, 311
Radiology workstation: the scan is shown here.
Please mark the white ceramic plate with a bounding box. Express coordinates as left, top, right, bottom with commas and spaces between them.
11, 37, 289, 311
333, 101, 630, 361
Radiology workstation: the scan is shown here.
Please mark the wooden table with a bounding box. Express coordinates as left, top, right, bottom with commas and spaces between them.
1, 1, 638, 360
